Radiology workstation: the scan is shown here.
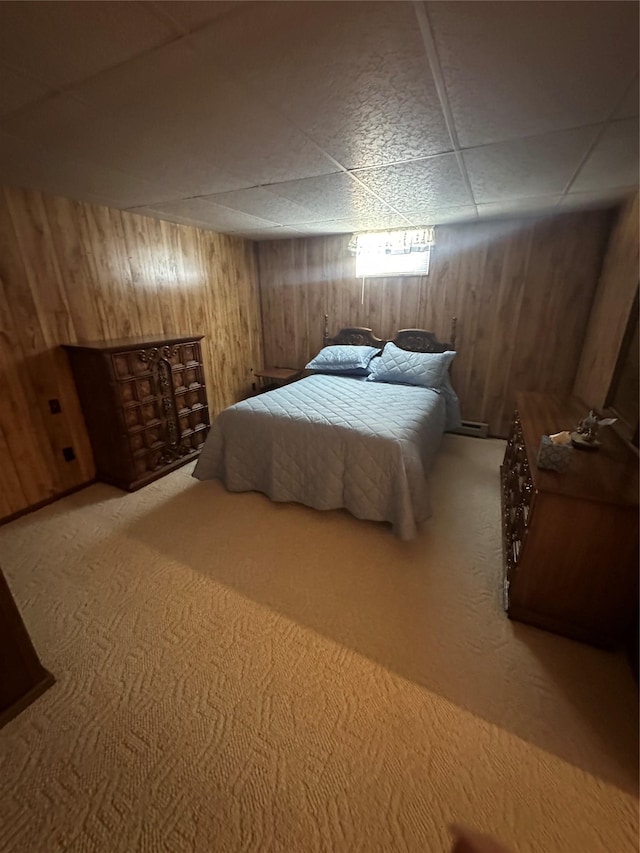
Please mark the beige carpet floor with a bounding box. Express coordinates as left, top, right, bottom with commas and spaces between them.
0, 435, 637, 853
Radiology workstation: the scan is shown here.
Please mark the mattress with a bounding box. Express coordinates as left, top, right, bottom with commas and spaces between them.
193, 374, 446, 538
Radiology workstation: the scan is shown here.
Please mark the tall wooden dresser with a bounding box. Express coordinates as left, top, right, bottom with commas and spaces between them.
64, 335, 210, 491
501, 392, 638, 648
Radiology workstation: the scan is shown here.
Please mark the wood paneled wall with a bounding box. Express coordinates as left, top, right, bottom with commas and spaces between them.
0, 187, 262, 521
573, 194, 639, 409
258, 210, 613, 437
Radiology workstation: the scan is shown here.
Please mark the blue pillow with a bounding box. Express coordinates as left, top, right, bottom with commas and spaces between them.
368, 343, 456, 389
305, 345, 381, 375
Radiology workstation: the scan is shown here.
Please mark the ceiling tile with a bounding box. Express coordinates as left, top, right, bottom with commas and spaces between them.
0, 86, 259, 198
464, 127, 598, 203
347, 214, 414, 231
615, 76, 639, 119
148, 1, 243, 34
353, 154, 472, 212
0, 132, 177, 209
202, 187, 316, 225
405, 205, 478, 225
128, 208, 219, 232
230, 226, 306, 241
477, 196, 562, 219
189, 1, 452, 168
429, 0, 639, 147
129, 198, 278, 232
571, 118, 640, 194
289, 220, 358, 236
67, 41, 338, 189
0, 1, 635, 238
267, 173, 397, 222
560, 188, 634, 212
0, 64, 51, 118
0, 1, 174, 91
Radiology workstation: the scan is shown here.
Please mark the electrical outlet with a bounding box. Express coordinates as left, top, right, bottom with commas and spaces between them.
49, 398, 61, 414
62, 446, 76, 462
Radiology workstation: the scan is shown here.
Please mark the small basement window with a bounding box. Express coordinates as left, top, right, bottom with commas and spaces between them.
349, 228, 434, 278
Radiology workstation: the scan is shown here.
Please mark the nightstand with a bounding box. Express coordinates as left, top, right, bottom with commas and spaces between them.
254, 367, 302, 392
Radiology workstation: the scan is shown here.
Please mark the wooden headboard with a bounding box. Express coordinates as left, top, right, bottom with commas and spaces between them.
327, 326, 386, 348
324, 315, 456, 353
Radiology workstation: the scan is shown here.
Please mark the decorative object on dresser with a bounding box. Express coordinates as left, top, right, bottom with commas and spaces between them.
0, 565, 54, 728
63, 335, 210, 491
501, 392, 638, 648
570, 409, 617, 450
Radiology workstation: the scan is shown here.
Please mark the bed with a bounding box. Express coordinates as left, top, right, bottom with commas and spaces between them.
193, 323, 460, 539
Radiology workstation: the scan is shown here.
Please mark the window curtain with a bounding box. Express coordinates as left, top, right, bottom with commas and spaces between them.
348, 227, 435, 256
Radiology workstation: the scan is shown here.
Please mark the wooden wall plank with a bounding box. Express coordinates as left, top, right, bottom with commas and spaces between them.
258, 210, 614, 437
573, 194, 639, 408
0, 273, 54, 509
0, 190, 84, 495
0, 186, 262, 521
0, 424, 25, 518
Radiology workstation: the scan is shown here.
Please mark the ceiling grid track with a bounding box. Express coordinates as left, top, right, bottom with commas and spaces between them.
559, 72, 640, 204
413, 0, 478, 217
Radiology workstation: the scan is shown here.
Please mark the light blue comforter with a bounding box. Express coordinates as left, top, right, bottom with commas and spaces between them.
193, 374, 446, 538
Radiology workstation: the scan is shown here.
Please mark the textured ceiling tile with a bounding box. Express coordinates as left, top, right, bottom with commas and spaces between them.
202, 187, 318, 226
68, 36, 195, 109
0, 88, 256, 198
571, 118, 640, 194
0, 64, 51, 118
464, 127, 598, 203
0, 0, 635, 237
615, 76, 639, 119
404, 205, 478, 225
290, 220, 358, 236
347, 214, 414, 231
130, 198, 278, 232
0, 132, 177, 209
230, 226, 307, 241
353, 154, 471, 212
477, 196, 562, 218
69, 42, 337, 189
268, 173, 396, 221
429, 0, 639, 147
0, 1, 174, 90
190, 2, 451, 168
0, 91, 102, 143
128, 208, 224, 232
559, 188, 633, 211
149, 1, 242, 33
202, 105, 338, 187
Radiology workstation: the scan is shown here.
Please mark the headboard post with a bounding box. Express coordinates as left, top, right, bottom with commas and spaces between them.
450, 316, 457, 350
323, 314, 329, 347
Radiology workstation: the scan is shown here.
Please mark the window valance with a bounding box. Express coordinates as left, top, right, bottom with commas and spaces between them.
347, 227, 435, 256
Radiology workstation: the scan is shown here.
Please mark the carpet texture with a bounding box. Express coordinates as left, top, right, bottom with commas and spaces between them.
0, 435, 637, 853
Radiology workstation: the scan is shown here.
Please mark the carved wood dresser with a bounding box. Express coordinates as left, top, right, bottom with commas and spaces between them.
501, 392, 638, 648
64, 335, 210, 491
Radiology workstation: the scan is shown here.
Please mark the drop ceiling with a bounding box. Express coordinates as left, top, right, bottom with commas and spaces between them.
0, 0, 637, 240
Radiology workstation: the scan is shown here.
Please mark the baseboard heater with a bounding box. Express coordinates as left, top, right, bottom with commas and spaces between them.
454, 420, 489, 438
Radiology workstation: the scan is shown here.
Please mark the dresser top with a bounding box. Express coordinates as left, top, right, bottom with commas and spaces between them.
63, 334, 204, 353
516, 392, 638, 507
